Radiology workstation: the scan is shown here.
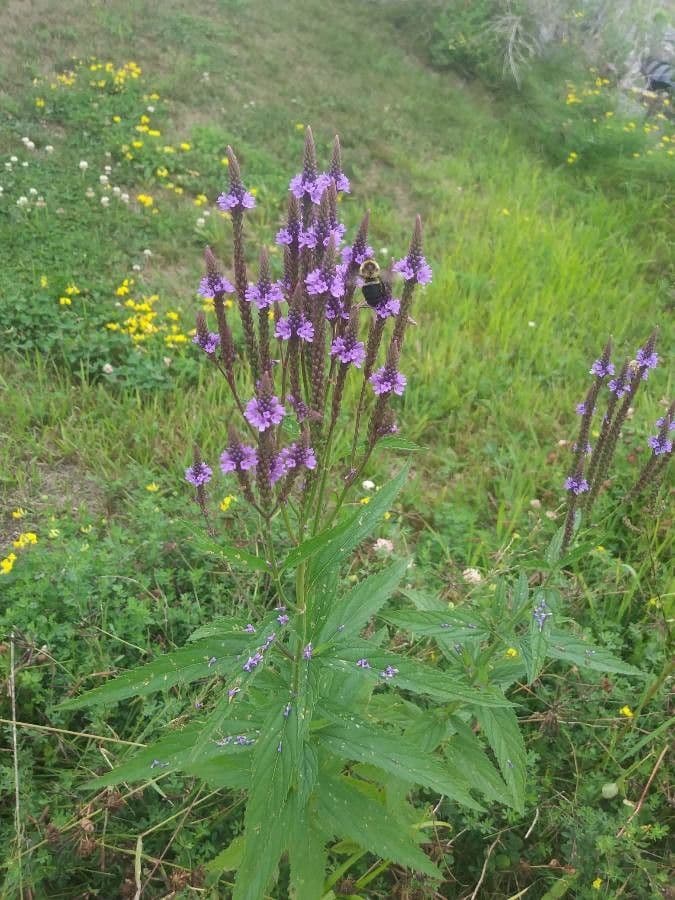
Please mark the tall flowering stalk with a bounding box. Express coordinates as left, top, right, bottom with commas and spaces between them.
561, 332, 667, 552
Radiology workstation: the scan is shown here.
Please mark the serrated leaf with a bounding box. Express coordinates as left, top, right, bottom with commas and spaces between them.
547, 628, 643, 676
288, 800, 327, 900
320, 643, 512, 708
376, 435, 424, 452
475, 707, 526, 813
186, 526, 270, 572
317, 559, 409, 644
545, 526, 564, 566
446, 716, 512, 807
379, 608, 488, 641
281, 465, 409, 581
206, 836, 246, 879
58, 637, 247, 709
315, 774, 441, 879
317, 714, 483, 811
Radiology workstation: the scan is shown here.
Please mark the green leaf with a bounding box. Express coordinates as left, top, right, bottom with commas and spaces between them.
317, 559, 409, 644
320, 643, 512, 708
233, 702, 301, 900
446, 716, 512, 807
317, 714, 484, 811
186, 525, 270, 572
545, 525, 565, 566
376, 435, 424, 452
540, 872, 579, 899
288, 802, 327, 900
281, 464, 409, 580
379, 608, 488, 642
58, 638, 247, 709
315, 774, 441, 879
475, 707, 526, 813
206, 836, 246, 879
547, 628, 643, 676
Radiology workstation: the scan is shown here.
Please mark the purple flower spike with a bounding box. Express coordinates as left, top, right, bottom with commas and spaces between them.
303, 643, 313, 660
392, 254, 432, 285
380, 665, 399, 679
356, 658, 371, 669
532, 598, 552, 631
590, 358, 615, 378
217, 186, 256, 212
243, 651, 263, 672
370, 366, 407, 396
305, 268, 329, 295
608, 373, 632, 398
326, 296, 349, 321
655, 416, 675, 432
289, 171, 330, 204
575, 402, 587, 415
275, 312, 314, 342
271, 443, 317, 484
199, 273, 234, 299
375, 296, 401, 319
648, 434, 673, 456
244, 624, 256, 634
244, 393, 285, 432
564, 475, 589, 495
331, 334, 366, 368
185, 461, 213, 486
220, 444, 258, 474
192, 331, 220, 354
277, 613, 289, 626
341, 242, 375, 267
245, 280, 285, 310
636, 348, 659, 379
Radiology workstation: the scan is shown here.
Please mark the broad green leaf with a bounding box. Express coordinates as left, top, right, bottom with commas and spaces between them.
540, 872, 579, 899
547, 628, 643, 676
84, 719, 254, 789
288, 800, 327, 900
315, 774, 441, 879
446, 716, 512, 807
186, 525, 270, 572
281, 465, 409, 580
376, 435, 424, 452
475, 707, 526, 813
317, 714, 483, 811
320, 642, 512, 708
379, 608, 488, 641
318, 559, 409, 644
206, 836, 246, 879
233, 702, 301, 900
513, 571, 530, 616
545, 525, 565, 566
58, 637, 248, 709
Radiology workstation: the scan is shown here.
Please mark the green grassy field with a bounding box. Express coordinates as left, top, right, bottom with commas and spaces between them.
1, 1, 673, 897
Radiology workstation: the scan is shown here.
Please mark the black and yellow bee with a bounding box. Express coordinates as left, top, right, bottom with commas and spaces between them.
359, 258, 387, 308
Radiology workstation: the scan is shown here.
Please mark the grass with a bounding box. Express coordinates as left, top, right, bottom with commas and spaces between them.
0, 0, 673, 896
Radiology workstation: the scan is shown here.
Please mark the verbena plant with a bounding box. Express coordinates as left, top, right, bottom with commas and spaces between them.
60, 130, 643, 898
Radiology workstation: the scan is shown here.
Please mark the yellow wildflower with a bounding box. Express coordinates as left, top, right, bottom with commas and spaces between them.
65, 284, 80, 295
194, 194, 208, 206
500, 208, 510, 216
40, 275, 49, 288
148, 92, 160, 100
35, 97, 45, 108
13, 532, 38, 549
147, 129, 161, 138
173, 185, 184, 195
295, 122, 305, 131
145, 483, 160, 492
12, 508, 26, 519
115, 279, 132, 296
567, 151, 579, 164
219, 495, 237, 512
131, 139, 144, 149
505, 647, 519, 659
59, 296, 72, 306
155, 166, 169, 178
139, 114, 150, 125
165, 311, 180, 321
106, 322, 120, 331
48, 529, 60, 539
383, 511, 391, 520
619, 705, 634, 718
220, 156, 229, 166
163, 145, 176, 153
179, 142, 191, 151
1, 553, 17, 575
136, 194, 154, 207
112, 115, 121, 123
591, 878, 602, 890
359, 497, 371, 505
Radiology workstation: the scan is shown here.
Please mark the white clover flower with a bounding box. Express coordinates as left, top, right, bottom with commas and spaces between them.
112, 185, 121, 195
104, 165, 112, 174
5, 162, 12, 170
79, 160, 88, 171
120, 192, 130, 203
132, 263, 141, 271
99, 174, 109, 184
373, 538, 394, 554
100, 196, 110, 207
462, 567, 483, 585
16, 196, 29, 206
545, 510, 557, 520
21, 137, 29, 144
45, 145, 54, 153
102, 363, 114, 375
196, 217, 205, 228
362, 479, 376, 491
146, 105, 155, 112
10, 156, 18, 162
35, 198, 46, 208
529, 498, 541, 509
28, 187, 38, 196
85, 188, 95, 198
143, 248, 152, 256
21, 161, 29, 167
203, 209, 211, 217
25, 141, 35, 151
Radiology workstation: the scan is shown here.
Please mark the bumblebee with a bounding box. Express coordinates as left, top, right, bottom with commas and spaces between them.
359, 258, 387, 308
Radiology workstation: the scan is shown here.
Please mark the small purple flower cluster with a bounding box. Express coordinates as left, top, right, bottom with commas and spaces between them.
565, 474, 589, 495
185, 461, 212, 486
532, 597, 552, 632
